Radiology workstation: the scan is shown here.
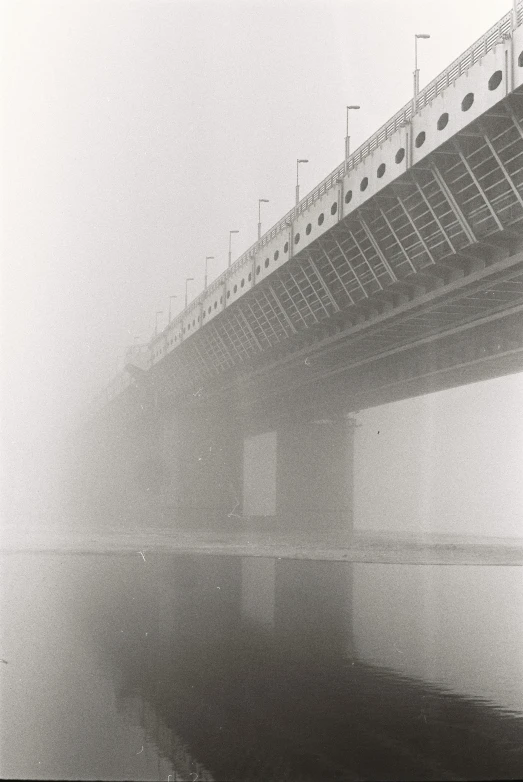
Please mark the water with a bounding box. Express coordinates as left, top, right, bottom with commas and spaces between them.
2, 549, 523, 781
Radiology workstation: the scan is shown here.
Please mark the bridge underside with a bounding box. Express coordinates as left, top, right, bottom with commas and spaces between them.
139, 88, 523, 417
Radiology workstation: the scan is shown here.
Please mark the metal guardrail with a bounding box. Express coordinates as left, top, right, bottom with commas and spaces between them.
96, 1, 522, 410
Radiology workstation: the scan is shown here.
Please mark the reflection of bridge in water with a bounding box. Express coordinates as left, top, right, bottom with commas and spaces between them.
77, 3, 523, 555
98, 553, 523, 782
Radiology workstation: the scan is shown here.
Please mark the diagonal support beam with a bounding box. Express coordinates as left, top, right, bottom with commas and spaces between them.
282, 266, 321, 323
305, 253, 341, 312
479, 124, 523, 213
359, 218, 398, 283
242, 298, 275, 347
386, 191, 437, 267
375, 204, 418, 273
219, 316, 249, 361
209, 321, 237, 366
430, 162, 477, 244
199, 328, 231, 371
337, 233, 376, 294
298, 260, 332, 318
264, 284, 297, 335
452, 138, 504, 232
314, 241, 357, 305
192, 337, 221, 376
406, 172, 457, 255
274, 275, 311, 327
340, 230, 383, 292
236, 305, 264, 352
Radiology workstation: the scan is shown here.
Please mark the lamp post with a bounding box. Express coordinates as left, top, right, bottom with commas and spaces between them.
228, 230, 239, 268
345, 105, 360, 172
168, 295, 177, 323
185, 277, 194, 309
204, 256, 214, 289
155, 311, 163, 336
413, 34, 431, 110
258, 199, 269, 240
296, 159, 309, 206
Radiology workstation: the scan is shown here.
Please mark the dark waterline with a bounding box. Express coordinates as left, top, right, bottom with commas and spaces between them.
1, 550, 523, 781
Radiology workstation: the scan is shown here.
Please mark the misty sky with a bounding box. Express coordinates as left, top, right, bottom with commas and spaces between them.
1, 0, 521, 528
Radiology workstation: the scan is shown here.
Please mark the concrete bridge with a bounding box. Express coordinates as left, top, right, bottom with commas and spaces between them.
80, 2, 523, 538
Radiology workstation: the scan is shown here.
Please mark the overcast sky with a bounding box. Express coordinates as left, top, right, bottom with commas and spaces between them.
1, 0, 520, 527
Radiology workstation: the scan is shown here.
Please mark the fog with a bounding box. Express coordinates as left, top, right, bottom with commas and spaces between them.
355, 373, 523, 538
1, 0, 520, 539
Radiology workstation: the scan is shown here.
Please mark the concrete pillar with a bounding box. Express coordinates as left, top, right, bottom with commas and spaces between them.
160, 407, 244, 522
276, 414, 357, 533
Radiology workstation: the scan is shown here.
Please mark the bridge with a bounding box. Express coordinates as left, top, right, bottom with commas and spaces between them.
79, 2, 523, 546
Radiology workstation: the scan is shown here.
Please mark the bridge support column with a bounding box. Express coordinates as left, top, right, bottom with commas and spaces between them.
161, 407, 244, 522
275, 414, 356, 533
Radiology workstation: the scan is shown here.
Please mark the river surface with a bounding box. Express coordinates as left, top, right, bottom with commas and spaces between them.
1, 548, 523, 781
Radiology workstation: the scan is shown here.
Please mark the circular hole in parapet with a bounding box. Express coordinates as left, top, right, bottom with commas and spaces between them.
461, 92, 474, 111
377, 163, 386, 178
395, 147, 405, 164
345, 189, 353, 204
294, 232, 300, 244
264, 257, 270, 268
306, 223, 312, 235
437, 112, 449, 130
415, 131, 426, 148
488, 70, 502, 90
274, 250, 279, 261
360, 176, 369, 191
331, 201, 338, 215
318, 213, 324, 225
284, 241, 289, 253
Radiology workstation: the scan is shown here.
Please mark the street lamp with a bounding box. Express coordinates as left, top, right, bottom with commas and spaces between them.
228, 230, 239, 268
345, 105, 360, 171
155, 310, 163, 336
185, 277, 194, 309
414, 34, 431, 106
296, 159, 309, 206
204, 256, 214, 289
258, 199, 269, 240
168, 295, 177, 323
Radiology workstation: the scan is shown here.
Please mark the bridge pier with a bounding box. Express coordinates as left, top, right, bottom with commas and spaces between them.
274, 414, 356, 533
161, 407, 244, 522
